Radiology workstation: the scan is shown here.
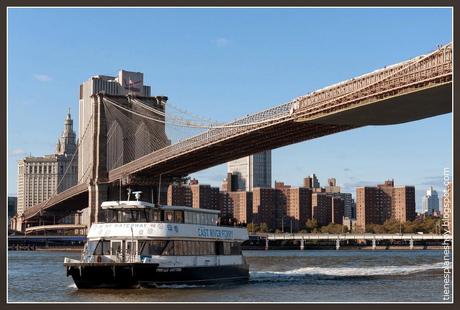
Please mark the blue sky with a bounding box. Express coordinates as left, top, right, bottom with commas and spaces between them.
7, 8, 452, 210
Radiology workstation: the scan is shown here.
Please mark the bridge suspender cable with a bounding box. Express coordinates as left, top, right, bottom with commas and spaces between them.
103, 96, 292, 129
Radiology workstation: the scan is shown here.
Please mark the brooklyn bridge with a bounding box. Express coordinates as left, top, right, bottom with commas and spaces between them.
15, 43, 452, 232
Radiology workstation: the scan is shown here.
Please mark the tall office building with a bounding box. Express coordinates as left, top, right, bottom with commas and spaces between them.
227, 150, 271, 192
17, 111, 78, 215
311, 174, 320, 189
78, 70, 169, 181
221, 172, 239, 192
422, 186, 440, 215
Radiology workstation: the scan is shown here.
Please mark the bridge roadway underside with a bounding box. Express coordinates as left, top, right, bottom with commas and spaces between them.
25, 83, 451, 221
128, 83, 451, 178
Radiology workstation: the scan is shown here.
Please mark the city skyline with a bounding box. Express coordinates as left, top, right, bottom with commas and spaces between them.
7, 8, 452, 212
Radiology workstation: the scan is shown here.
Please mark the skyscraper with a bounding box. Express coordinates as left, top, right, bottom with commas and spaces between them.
227, 150, 271, 192
17, 111, 78, 215
422, 186, 440, 215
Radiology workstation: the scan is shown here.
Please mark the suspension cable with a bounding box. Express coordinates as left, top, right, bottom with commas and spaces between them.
104, 96, 290, 129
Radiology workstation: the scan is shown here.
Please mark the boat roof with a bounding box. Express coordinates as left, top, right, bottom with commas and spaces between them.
100, 201, 220, 214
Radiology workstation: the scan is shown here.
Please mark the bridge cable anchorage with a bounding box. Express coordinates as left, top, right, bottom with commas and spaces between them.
292, 42, 452, 119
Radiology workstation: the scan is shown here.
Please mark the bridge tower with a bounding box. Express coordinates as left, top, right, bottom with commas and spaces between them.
78, 70, 170, 225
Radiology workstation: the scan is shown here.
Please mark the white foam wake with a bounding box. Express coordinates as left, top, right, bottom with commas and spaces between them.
154, 284, 207, 289
250, 262, 443, 280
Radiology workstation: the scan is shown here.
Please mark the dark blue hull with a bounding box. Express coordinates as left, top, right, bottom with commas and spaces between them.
66, 262, 249, 289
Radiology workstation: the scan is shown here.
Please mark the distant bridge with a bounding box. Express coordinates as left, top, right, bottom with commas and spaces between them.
250, 233, 452, 250
262, 233, 452, 241
21, 43, 452, 226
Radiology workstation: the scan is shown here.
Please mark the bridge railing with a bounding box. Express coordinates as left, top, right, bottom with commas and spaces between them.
296, 43, 452, 112
295, 43, 452, 118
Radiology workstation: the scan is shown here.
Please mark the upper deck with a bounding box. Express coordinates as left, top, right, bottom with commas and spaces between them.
89, 200, 249, 241
100, 200, 220, 226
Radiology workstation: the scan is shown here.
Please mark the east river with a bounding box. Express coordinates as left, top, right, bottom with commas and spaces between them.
8, 250, 448, 303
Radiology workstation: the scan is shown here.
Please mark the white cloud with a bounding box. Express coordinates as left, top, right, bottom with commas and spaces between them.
33, 74, 52, 82
213, 37, 231, 47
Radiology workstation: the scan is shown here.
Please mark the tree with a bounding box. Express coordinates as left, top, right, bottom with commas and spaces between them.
320, 223, 344, 234
382, 219, 402, 234
246, 223, 258, 233
258, 223, 269, 233
305, 219, 318, 232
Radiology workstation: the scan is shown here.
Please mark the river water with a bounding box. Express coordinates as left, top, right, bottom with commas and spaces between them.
8, 250, 449, 303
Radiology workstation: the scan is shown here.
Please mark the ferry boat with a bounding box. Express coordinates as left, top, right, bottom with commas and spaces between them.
64, 191, 249, 288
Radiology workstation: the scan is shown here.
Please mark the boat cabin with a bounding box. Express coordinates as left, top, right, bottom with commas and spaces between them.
100, 200, 220, 226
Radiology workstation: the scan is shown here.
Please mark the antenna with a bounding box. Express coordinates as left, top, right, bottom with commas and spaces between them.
132, 191, 142, 201
126, 187, 132, 201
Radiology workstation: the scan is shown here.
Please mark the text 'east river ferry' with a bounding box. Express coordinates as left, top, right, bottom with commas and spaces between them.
64, 191, 249, 288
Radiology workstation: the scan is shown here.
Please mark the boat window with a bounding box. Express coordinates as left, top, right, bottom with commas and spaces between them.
138, 240, 167, 256
174, 211, 184, 223
130, 210, 140, 222
162, 241, 174, 255
200, 213, 205, 225
174, 240, 184, 255
93, 240, 110, 255
215, 241, 224, 255
230, 242, 242, 255
167, 241, 216, 256
104, 210, 119, 223
87, 241, 98, 255
223, 242, 231, 255
192, 212, 198, 224
141, 209, 149, 222
126, 241, 137, 255
111, 241, 122, 255
184, 211, 191, 224
165, 211, 174, 222
152, 210, 162, 222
